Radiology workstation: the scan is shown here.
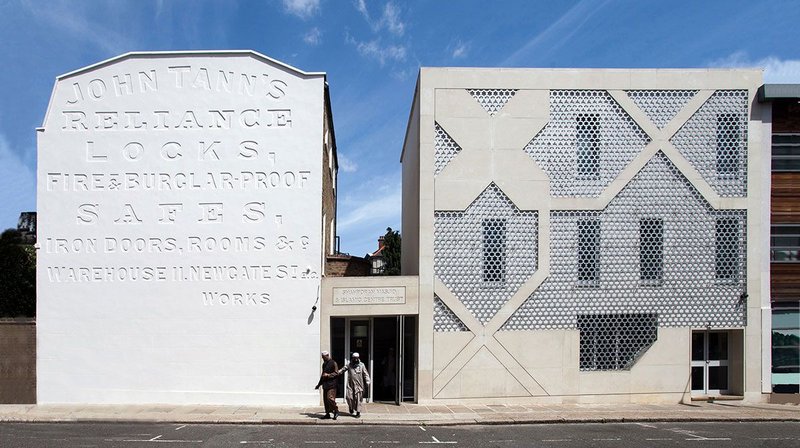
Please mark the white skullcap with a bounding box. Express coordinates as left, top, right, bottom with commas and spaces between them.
352, 352, 360, 358
321, 351, 329, 356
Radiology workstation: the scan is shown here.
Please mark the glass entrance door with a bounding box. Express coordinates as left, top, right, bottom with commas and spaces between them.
400, 315, 417, 402
372, 316, 398, 403
348, 319, 371, 401
330, 316, 416, 404
691, 330, 730, 395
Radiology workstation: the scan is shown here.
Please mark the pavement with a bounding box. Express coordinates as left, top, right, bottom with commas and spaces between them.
1, 401, 798, 425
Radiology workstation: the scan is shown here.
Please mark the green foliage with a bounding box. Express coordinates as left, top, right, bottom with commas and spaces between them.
382, 227, 401, 276
0, 229, 36, 317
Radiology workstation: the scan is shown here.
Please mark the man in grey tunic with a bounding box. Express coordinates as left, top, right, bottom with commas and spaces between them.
337, 352, 371, 418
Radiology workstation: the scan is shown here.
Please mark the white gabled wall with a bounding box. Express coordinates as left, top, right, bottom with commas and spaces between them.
37, 53, 324, 405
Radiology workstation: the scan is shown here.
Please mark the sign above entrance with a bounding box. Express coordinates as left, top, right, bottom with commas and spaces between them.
333, 287, 406, 305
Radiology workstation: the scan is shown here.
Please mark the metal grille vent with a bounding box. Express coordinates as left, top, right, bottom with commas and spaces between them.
578, 313, 657, 370
433, 295, 469, 332
670, 90, 748, 197
467, 89, 518, 116
434, 122, 462, 176
524, 90, 651, 197
626, 90, 698, 129
502, 152, 746, 331
435, 183, 538, 325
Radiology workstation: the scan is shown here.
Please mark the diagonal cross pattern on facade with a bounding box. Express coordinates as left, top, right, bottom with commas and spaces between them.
430, 80, 753, 398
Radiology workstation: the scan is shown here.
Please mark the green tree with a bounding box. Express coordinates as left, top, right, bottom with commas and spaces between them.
382, 227, 401, 276
0, 229, 36, 317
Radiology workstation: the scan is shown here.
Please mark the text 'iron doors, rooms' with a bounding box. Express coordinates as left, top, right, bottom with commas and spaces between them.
331, 316, 416, 404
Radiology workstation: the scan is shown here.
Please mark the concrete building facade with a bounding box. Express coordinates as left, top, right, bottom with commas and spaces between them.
397, 69, 770, 404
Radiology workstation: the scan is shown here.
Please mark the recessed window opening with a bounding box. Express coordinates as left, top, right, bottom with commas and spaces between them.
576, 113, 601, 180
715, 217, 741, 281
482, 218, 507, 283
639, 218, 663, 284
577, 218, 600, 286
578, 313, 658, 371
716, 113, 744, 177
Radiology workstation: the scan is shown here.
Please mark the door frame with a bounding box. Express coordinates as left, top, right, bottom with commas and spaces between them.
341, 316, 415, 405
342, 317, 374, 403
691, 330, 731, 396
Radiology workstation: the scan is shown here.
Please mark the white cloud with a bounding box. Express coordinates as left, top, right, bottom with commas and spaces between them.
0, 134, 35, 231
338, 154, 358, 173
707, 52, 800, 83
303, 27, 322, 45
353, 0, 405, 36
21, 0, 135, 54
380, 2, 405, 36
503, 0, 610, 66
348, 1, 409, 70
338, 181, 401, 232
452, 41, 469, 59
155, 0, 166, 18
282, 0, 321, 19
337, 173, 402, 256
359, 41, 407, 65
390, 68, 413, 81
346, 33, 407, 66
355, 0, 369, 20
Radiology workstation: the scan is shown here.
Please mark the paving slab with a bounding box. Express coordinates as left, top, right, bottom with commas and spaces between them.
1, 401, 798, 425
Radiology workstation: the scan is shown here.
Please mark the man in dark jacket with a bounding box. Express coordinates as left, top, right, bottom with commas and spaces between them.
315, 350, 340, 420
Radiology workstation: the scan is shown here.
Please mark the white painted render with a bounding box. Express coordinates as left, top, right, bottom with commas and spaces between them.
37, 52, 325, 405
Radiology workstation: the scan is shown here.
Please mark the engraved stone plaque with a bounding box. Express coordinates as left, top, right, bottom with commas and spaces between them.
37, 52, 325, 405
332, 287, 406, 305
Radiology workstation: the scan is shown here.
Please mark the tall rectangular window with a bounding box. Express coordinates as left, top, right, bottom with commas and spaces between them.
576, 113, 600, 179
577, 218, 600, 285
639, 218, 663, 284
717, 113, 743, 176
482, 218, 506, 283
716, 217, 741, 281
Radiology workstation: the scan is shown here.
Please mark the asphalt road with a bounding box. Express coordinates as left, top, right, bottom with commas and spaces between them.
2, 421, 800, 447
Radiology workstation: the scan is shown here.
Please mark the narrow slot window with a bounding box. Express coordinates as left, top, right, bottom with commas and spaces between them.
576, 113, 600, 179
715, 217, 741, 281
482, 218, 506, 283
577, 218, 600, 286
639, 218, 664, 284
716, 113, 743, 177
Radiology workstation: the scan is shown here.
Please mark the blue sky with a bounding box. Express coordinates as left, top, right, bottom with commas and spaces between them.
1, 0, 799, 257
